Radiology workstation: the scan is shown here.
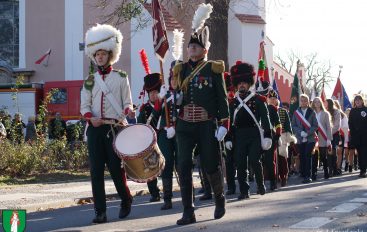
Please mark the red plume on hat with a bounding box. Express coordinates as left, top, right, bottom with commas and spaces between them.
139, 49, 151, 75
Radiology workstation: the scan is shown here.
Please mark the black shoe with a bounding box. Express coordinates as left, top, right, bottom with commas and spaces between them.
312, 175, 317, 181
349, 165, 353, 173
92, 212, 107, 224
214, 195, 226, 219
149, 195, 161, 202
302, 178, 312, 183
177, 212, 196, 225
160, 199, 172, 210
225, 189, 236, 196
257, 185, 266, 195
344, 163, 349, 172
119, 198, 132, 219
359, 172, 367, 178
199, 193, 212, 201
324, 171, 330, 179
237, 193, 250, 200
270, 181, 277, 191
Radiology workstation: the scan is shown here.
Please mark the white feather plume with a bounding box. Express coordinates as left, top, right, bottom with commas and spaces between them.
172, 29, 184, 60
192, 3, 213, 32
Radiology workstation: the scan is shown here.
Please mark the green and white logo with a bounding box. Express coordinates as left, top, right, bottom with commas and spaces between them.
2, 209, 26, 232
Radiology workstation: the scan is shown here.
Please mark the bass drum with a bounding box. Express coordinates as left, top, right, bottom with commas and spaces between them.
113, 124, 165, 183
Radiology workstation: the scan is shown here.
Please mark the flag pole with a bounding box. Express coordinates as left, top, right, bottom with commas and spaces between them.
159, 60, 171, 127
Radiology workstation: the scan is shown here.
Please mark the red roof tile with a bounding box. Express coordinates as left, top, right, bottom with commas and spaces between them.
143, 3, 184, 31
235, 14, 266, 24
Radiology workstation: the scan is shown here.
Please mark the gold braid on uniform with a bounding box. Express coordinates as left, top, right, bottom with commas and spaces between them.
211, 60, 225, 74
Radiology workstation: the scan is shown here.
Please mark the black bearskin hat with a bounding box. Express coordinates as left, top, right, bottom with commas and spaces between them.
230, 61, 256, 87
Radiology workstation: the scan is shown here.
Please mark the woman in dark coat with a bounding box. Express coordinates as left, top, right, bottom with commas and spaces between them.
348, 94, 367, 178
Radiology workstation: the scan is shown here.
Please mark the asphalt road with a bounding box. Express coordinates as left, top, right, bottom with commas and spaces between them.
15, 172, 367, 232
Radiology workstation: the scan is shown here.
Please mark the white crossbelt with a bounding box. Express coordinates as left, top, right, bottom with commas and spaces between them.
94, 75, 124, 118
233, 91, 255, 125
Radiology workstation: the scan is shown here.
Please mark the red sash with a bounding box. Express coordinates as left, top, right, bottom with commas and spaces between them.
295, 110, 311, 130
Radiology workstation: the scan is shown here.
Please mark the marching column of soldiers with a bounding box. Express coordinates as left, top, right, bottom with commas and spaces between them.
79, 3, 367, 226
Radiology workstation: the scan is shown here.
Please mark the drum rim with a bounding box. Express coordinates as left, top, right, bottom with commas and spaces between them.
113, 123, 157, 160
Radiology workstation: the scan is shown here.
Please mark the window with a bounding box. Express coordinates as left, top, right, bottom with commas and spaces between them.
0, 0, 19, 67
50, 89, 68, 104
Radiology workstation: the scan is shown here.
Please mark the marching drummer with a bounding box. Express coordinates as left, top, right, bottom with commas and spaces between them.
137, 72, 163, 202
81, 24, 135, 224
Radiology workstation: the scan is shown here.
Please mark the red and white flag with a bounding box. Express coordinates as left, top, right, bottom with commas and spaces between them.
152, 0, 169, 61
35, 49, 51, 65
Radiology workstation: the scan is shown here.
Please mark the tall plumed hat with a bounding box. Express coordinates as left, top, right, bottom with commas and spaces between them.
230, 61, 256, 87
188, 3, 213, 50
85, 24, 123, 65
144, 73, 162, 92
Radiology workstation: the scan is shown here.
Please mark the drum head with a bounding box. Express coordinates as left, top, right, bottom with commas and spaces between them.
115, 124, 154, 156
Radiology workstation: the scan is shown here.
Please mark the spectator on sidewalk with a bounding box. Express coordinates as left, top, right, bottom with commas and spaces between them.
10, 113, 26, 144
25, 115, 37, 143
49, 112, 66, 140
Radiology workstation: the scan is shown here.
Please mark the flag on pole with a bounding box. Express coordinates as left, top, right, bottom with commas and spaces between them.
272, 78, 282, 107
257, 41, 270, 82
35, 49, 51, 65
320, 83, 327, 104
332, 77, 352, 111
152, 0, 169, 61
289, 72, 301, 117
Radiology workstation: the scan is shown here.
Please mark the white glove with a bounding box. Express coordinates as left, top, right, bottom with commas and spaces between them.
261, 138, 272, 150
225, 141, 233, 150
301, 131, 308, 138
327, 139, 331, 147
159, 85, 168, 99
165, 127, 175, 139
215, 126, 228, 142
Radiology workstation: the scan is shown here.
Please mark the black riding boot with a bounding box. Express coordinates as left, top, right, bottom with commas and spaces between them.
161, 178, 173, 210
199, 172, 212, 200
207, 169, 226, 220
177, 178, 196, 225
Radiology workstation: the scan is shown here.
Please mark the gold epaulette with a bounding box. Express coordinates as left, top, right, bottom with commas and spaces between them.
84, 74, 94, 91
173, 63, 183, 90
211, 60, 225, 74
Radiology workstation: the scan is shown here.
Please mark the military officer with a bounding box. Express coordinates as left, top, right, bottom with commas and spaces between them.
137, 73, 163, 202
172, 3, 229, 225
81, 24, 135, 223
227, 61, 272, 200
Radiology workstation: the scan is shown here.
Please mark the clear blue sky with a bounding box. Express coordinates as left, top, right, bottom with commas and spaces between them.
266, 0, 367, 97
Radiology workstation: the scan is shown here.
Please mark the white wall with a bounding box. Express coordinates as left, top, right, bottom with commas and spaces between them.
230, 0, 265, 18
228, 7, 244, 67
130, 9, 177, 106
243, 24, 264, 70
65, 0, 84, 81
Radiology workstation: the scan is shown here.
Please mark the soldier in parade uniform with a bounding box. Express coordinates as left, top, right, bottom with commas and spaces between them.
80, 24, 135, 223
137, 73, 163, 203
172, 3, 229, 225
223, 71, 237, 195
264, 89, 282, 191
154, 63, 180, 210
227, 61, 272, 200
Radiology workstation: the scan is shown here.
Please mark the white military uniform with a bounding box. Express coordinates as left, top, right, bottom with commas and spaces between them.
80, 70, 133, 120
